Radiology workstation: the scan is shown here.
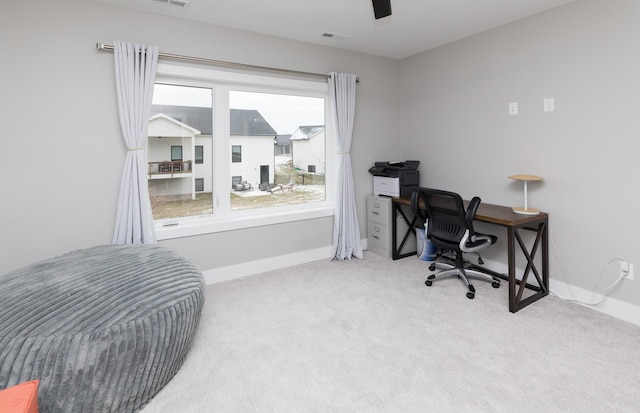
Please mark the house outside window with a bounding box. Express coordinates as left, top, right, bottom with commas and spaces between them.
148, 65, 332, 240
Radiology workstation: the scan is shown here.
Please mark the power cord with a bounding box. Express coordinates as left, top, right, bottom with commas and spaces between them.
550, 227, 626, 306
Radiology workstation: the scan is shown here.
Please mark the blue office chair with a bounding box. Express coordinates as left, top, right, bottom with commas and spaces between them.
411, 188, 500, 299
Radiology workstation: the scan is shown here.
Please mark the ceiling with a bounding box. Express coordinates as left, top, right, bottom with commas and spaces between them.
92, 0, 576, 60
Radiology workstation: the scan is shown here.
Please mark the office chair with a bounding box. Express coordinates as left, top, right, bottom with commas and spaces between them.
411, 188, 500, 299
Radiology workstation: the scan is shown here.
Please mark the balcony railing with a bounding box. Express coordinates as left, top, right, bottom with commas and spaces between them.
149, 161, 193, 177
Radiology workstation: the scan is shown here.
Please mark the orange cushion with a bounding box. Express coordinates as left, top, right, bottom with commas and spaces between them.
0, 380, 39, 413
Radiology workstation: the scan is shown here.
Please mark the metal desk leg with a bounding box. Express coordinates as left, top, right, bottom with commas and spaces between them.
392, 201, 418, 260
506, 220, 549, 313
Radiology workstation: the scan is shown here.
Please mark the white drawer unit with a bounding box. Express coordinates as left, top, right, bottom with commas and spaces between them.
367, 195, 392, 258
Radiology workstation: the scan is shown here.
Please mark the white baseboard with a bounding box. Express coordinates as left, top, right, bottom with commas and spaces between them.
549, 279, 640, 326
202, 245, 334, 284
480, 258, 640, 326
204, 244, 640, 327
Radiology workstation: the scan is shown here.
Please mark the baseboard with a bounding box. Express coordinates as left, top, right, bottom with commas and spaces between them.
480, 258, 640, 326
204, 243, 640, 326
549, 279, 640, 326
202, 245, 334, 285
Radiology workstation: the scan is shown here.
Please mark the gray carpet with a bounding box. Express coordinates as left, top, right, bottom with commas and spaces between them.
142, 252, 640, 412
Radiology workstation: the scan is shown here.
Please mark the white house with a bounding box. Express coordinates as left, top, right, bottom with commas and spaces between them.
230, 109, 277, 189
290, 126, 325, 174
148, 106, 276, 196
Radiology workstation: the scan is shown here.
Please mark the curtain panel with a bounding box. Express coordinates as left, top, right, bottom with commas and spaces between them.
112, 41, 158, 244
329, 72, 363, 260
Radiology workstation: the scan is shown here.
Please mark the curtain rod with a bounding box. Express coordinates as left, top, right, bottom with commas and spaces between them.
96, 42, 336, 82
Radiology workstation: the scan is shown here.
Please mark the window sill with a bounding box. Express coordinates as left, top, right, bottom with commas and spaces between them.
155, 206, 334, 240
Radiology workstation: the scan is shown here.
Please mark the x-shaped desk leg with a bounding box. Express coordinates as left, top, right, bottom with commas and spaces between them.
507, 221, 549, 312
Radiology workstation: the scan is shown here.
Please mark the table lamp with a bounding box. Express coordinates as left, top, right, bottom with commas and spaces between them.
508, 174, 543, 215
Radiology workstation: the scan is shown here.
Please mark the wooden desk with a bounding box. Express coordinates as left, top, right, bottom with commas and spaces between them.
391, 196, 549, 313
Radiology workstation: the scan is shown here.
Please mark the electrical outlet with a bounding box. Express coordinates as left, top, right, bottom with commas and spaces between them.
509, 102, 518, 115
620, 261, 634, 280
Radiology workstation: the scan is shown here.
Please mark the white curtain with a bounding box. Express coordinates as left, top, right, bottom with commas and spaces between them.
112, 41, 159, 244
329, 72, 363, 260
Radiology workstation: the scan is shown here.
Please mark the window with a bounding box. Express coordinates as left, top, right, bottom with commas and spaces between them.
149, 64, 332, 239
231, 145, 242, 163
195, 178, 204, 192
171, 146, 183, 161
148, 84, 213, 221
308, 165, 316, 173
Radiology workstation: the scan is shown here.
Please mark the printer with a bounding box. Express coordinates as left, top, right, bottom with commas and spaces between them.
368, 160, 420, 197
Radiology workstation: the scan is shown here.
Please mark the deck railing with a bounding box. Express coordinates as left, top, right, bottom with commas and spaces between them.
149, 161, 193, 177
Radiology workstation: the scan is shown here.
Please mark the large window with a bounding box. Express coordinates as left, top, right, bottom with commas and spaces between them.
148, 65, 332, 239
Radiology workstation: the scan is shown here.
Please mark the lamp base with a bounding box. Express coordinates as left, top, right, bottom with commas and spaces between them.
512, 207, 540, 215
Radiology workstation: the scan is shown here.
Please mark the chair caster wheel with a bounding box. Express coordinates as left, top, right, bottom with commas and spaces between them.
492, 281, 500, 288
425, 280, 433, 287
466, 292, 475, 299
428, 264, 436, 271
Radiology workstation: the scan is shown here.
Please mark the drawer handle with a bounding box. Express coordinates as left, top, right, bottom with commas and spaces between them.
372, 211, 380, 215
372, 234, 380, 239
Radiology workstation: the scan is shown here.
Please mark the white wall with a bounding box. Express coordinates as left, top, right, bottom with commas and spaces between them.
292, 131, 325, 174
230, 136, 275, 187
0, 0, 401, 274
399, 0, 640, 308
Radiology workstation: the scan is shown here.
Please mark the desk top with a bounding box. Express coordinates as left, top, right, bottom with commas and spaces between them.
392, 196, 548, 227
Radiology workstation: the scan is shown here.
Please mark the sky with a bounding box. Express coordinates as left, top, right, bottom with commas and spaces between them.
152, 84, 325, 135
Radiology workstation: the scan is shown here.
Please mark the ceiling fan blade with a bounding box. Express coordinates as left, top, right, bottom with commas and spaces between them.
372, 0, 392, 19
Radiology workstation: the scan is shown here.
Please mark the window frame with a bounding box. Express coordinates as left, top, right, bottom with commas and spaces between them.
152, 63, 334, 240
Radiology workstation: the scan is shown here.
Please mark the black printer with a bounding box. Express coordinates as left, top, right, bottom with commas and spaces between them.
368, 160, 420, 197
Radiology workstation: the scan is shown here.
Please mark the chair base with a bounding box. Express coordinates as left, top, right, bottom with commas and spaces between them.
425, 260, 500, 299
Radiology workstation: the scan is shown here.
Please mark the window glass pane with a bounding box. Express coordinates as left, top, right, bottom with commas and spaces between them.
195, 178, 204, 192
231, 145, 242, 163
229, 90, 325, 211
148, 84, 213, 220
171, 145, 183, 161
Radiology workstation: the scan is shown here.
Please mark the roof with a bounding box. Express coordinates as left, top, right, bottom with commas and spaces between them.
151, 105, 212, 135
289, 125, 325, 141
148, 113, 201, 135
230, 109, 277, 136
150, 105, 277, 136
275, 134, 292, 145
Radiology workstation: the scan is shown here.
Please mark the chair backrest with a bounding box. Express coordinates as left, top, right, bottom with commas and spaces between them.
412, 188, 480, 249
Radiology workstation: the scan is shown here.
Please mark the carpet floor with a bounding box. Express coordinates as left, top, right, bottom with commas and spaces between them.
142, 251, 640, 412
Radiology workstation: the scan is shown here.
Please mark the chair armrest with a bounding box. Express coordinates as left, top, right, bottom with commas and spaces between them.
465, 196, 481, 236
